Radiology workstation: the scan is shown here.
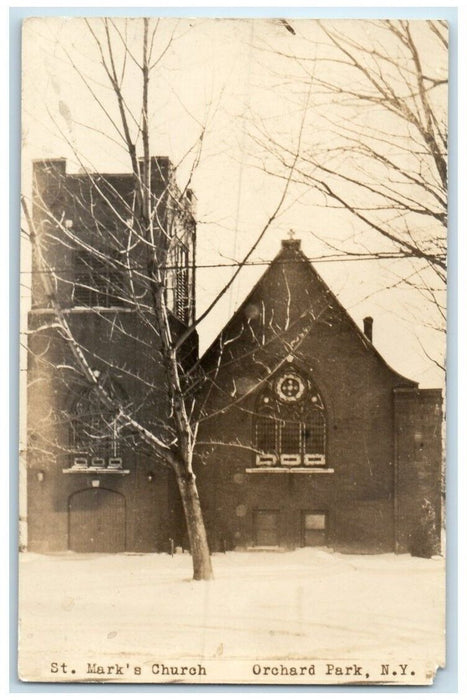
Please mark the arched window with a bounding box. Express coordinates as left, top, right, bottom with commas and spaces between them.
254, 370, 326, 468
73, 395, 118, 456
70, 378, 127, 468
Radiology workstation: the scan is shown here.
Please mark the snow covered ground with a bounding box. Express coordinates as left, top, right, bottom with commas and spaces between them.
18, 549, 445, 685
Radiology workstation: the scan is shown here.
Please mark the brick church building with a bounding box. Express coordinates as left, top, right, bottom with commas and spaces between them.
25, 157, 442, 555
26, 156, 197, 553
196, 238, 442, 554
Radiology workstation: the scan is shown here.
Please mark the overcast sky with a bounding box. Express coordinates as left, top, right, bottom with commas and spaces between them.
21, 17, 447, 387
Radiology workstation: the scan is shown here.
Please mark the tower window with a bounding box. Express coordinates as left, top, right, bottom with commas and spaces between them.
175, 247, 189, 322
70, 378, 127, 468
73, 250, 125, 308
166, 241, 192, 324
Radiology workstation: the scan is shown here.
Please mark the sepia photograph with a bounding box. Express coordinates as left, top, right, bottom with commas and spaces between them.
18, 14, 447, 685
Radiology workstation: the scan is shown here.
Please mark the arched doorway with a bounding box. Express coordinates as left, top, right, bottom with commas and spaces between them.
68, 488, 126, 552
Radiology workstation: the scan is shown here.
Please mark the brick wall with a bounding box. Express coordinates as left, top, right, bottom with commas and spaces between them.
394, 388, 443, 554
195, 241, 423, 553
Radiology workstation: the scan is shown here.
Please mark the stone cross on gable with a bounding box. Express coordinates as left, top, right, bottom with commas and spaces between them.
287, 228, 296, 240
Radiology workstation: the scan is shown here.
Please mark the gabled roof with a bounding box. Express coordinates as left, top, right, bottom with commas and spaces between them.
200, 238, 417, 388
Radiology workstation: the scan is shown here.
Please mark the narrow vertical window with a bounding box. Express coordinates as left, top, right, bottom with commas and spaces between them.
303, 409, 326, 454
175, 245, 189, 323
280, 419, 301, 454
256, 412, 277, 453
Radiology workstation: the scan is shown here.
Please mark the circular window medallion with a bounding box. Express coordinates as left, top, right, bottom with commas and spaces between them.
274, 372, 306, 403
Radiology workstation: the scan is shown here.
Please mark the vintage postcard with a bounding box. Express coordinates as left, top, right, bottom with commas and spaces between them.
19, 16, 447, 685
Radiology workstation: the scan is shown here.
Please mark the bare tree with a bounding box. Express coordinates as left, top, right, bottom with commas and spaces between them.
22, 18, 303, 579
250, 19, 447, 344
23, 17, 446, 579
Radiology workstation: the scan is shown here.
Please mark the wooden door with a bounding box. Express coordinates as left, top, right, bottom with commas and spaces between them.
302, 511, 327, 546
254, 510, 279, 546
69, 488, 126, 552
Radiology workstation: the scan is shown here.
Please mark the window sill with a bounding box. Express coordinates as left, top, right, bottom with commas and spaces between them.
62, 467, 130, 475
67, 306, 133, 313
245, 467, 334, 474
30, 307, 135, 314
246, 546, 287, 552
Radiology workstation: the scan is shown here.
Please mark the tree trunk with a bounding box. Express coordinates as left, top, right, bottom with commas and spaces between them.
174, 462, 213, 580
148, 276, 213, 581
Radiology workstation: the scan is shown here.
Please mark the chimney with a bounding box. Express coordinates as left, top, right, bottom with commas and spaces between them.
363, 316, 373, 342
